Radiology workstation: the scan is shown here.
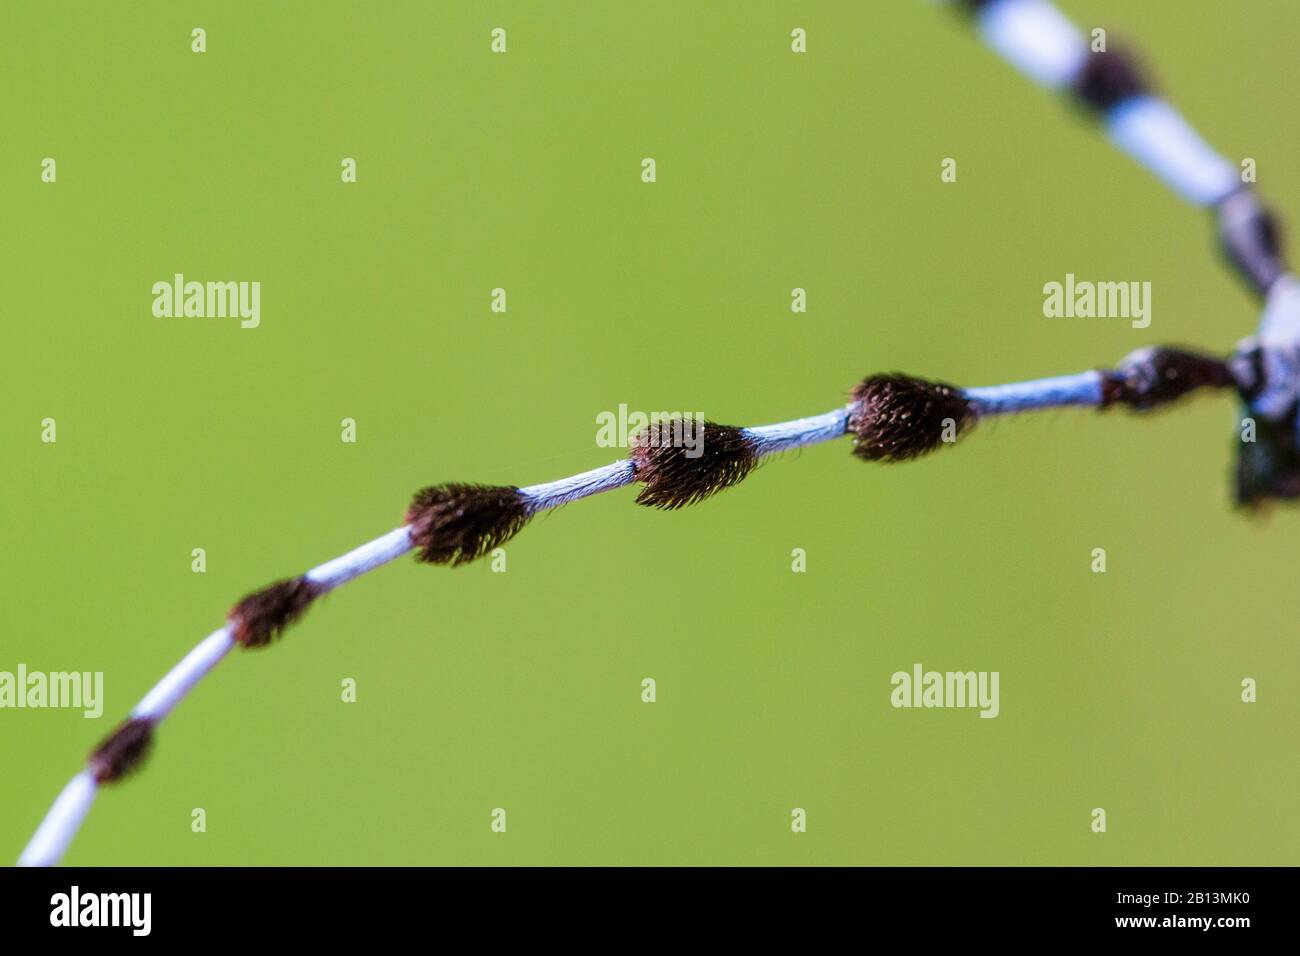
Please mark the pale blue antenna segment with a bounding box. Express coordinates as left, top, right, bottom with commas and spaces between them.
744, 407, 851, 456
1105, 97, 1240, 206
964, 371, 1103, 415
976, 0, 1087, 89
518, 460, 637, 512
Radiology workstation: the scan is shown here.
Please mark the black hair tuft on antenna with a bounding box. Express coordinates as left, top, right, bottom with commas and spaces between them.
405, 483, 531, 565
1073, 45, 1149, 112
88, 718, 156, 784
631, 420, 758, 510
229, 577, 323, 648
849, 374, 974, 462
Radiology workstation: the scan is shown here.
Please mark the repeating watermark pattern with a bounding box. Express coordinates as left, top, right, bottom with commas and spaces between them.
50, 886, 150, 936
595, 404, 705, 457
23, 346, 1239, 863
0, 665, 102, 718
22, 0, 1295, 869
1042, 273, 1151, 328
890, 663, 999, 718
151, 274, 260, 329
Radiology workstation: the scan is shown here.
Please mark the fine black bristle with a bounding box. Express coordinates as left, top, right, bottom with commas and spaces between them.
1101, 347, 1232, 411
229, 577, 322, 648
405, 483, 530, 565
88, 717, 155, 784
1073, 46, 1149, 112
848, 374, 974, 462
630, 420, 758, 510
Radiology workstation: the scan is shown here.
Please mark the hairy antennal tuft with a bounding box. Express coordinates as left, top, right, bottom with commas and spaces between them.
849, 374, 974, 462
88, 718, 155, 784
1073, 46, 1149, 112
29, 0, 1300, 870
631, 420, 758, 510
405, 484, 530, 565
229, 577, 322, 648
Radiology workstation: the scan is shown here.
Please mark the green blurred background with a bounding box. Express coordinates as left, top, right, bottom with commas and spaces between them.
3, 0, 1298, 865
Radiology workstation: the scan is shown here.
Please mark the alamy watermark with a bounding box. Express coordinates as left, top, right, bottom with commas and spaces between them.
596, 404, 705, 457
890, 663, 999, 718
152, 273, 260, 328
1042, 273, 1151, 329
50, 886, 151, 936
0, 665, 103, 718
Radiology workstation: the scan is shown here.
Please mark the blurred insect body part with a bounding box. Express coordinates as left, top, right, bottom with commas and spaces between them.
960, 0, 1300, 503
